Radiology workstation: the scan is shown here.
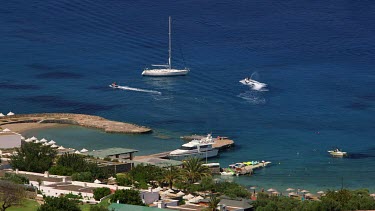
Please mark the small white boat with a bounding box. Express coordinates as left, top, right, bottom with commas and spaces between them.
109, 82, 119, 89
220, 171, 235, 176
328, 148, 347, 157
239, 78, 267, 90
142, 16, 189, 77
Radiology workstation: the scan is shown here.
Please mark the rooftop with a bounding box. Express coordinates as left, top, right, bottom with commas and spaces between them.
133, 158, 183, 168
87, 148, 138, 158
109, 203, 169, 211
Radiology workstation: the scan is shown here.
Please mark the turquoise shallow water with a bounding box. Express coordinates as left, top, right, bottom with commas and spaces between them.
2, 1, 375, 193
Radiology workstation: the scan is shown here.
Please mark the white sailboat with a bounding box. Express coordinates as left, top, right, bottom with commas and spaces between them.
142, 16, 189, 76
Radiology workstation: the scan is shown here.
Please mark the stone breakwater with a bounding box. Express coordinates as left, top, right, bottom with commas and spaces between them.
0, 113, 152, 134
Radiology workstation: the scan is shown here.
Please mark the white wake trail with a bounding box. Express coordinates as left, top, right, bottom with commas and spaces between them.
115, 85, 161, 95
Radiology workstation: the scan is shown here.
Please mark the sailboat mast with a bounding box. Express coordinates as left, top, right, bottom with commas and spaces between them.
168, 16, 172, 69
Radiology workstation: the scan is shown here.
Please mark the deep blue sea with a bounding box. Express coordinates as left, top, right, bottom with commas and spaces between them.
1, 1, 375, 193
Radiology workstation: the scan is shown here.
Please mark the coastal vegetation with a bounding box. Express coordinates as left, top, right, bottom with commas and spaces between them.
10, 142, 57, 173
0, 180, 26, 211
110, 189, 145, 206
1, 173, 29, 184
253, 189, 375, 211
38, 196, 80, 211
93, 187, 111, 201
48, 153, 111, 182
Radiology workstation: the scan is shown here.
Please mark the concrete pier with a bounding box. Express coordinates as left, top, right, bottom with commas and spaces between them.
134, 136, 234, 160
0, 113, 152, 134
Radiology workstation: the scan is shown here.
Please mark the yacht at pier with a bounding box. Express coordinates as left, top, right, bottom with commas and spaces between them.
169, 134, 218, 160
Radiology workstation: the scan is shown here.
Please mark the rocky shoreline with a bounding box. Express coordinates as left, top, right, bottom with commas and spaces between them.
0, 113, 152, 134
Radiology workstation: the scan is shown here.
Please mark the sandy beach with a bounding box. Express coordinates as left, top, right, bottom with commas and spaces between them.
1, 123, 66, 134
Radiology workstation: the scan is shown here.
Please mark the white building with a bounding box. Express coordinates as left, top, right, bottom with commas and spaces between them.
0, 130, 22, 149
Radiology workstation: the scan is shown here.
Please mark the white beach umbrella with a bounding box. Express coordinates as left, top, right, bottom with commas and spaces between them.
57, 146, 65, 150
94, 179, 101, 184
305, 193, 313, 197
0, 113, 4, 117
153, 187, 162, 192
286, 188, 295, 192
195, 195, 204, 200
250, 186, 257, 190
51, 144, 59, 148
25, 138, 32, 142
267, 188, 277, 192
40, 138, 48, 143
183, 194, 194, 200
80, 148, 88, 153
272, 191, 280, 195
42, 143, 48, 146
74, 150, 81, 154
176, 191, 185, 196
7, 112, 14, 116
370, 193, 375, 197
301, 190, 309, 193
317, 191, 324, 194
48, 140, 56, 144
35, 140, 40, 143
2, 128, 11, 132
30, 136, 37, 141
288, 192, 297, 196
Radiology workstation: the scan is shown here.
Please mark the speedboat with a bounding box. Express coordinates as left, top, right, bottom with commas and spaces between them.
239, 78, 267, 90
109, 82, 119, 89
169, 134, 218, 160
328, 148, 347, 157
220, 169, 235, 176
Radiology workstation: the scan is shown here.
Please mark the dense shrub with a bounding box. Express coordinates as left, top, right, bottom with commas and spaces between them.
10, 142, 57, 173
93, 187, 111, 201
2, 173, 29, 184
110, 189, 144, 206
48, 165, 74, 176
71, 172, 93, 182
38, 196, 80, 211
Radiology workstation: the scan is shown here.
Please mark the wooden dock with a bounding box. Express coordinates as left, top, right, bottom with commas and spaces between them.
228, 161, 272, 175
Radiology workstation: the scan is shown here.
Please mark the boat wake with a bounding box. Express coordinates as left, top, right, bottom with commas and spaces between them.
238, 90, 266, 105
110, 85, 161, 95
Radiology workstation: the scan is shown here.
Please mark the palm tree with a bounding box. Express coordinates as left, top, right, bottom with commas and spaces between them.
207, 194, 220, 211
182, 157, 211, 184
163, 166, 180, 189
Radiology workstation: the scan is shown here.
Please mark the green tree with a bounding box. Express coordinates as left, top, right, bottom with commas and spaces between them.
71, 172, 93, 182
128, 164, 164, 187
93, 187, 111, 201
182, 157, 210, 184
48, 165, 74, 176
0, 180, 26, 211
162, 166, 180, 189
37, 196, 80, 211
56, 153, 88, 172
214, 182, 250, 199
207, 194, 220, 211
10, 142, 57, 173
110, 189, 144, 206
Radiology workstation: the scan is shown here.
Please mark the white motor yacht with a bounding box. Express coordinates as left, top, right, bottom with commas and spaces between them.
169, 134, 218, 160
328, 148, 347, 157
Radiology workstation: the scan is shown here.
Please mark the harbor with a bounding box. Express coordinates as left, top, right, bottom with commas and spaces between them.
0, 113, 152, 134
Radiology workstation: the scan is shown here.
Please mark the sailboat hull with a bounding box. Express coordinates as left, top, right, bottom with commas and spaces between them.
142, 69, 189, 76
